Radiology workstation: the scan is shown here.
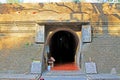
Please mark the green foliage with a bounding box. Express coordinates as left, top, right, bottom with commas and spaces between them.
73, 0, 80, 2
7, 0, 20, 3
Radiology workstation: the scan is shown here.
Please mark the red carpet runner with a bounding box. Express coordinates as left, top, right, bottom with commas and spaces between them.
51, 62, 79, 70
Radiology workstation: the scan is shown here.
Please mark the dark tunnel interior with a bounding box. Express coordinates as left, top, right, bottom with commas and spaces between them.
50, 31, 77, 64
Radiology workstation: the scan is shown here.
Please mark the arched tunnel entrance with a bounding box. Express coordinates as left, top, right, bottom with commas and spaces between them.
49, 30, 78, 65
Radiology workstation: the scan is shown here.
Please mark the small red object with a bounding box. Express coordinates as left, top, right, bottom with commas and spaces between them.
33, 12, 37, 14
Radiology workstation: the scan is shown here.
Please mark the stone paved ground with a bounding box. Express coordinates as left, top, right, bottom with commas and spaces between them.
0, 71, 120, 80
0, 73, 39, 80
41, 71, 120, 80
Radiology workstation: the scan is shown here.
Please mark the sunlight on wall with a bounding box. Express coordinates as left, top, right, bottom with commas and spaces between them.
108, 26, 120, 36
108, 14, 120, 36
0, 24, 36, 50
0, 35, 34, 50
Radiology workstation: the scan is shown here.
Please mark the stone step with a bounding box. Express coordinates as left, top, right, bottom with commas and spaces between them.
42, 70, 84, 76
41, 69, 120, 80
41, 73, 120, 80
42, 75, 87, 80
0, 78, 35, 80
87, 74, 120, 80
0, 73, 38, 80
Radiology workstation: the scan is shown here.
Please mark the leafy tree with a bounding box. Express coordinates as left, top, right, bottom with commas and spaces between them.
73, 0, 80, 2
7, 0, 21, 3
